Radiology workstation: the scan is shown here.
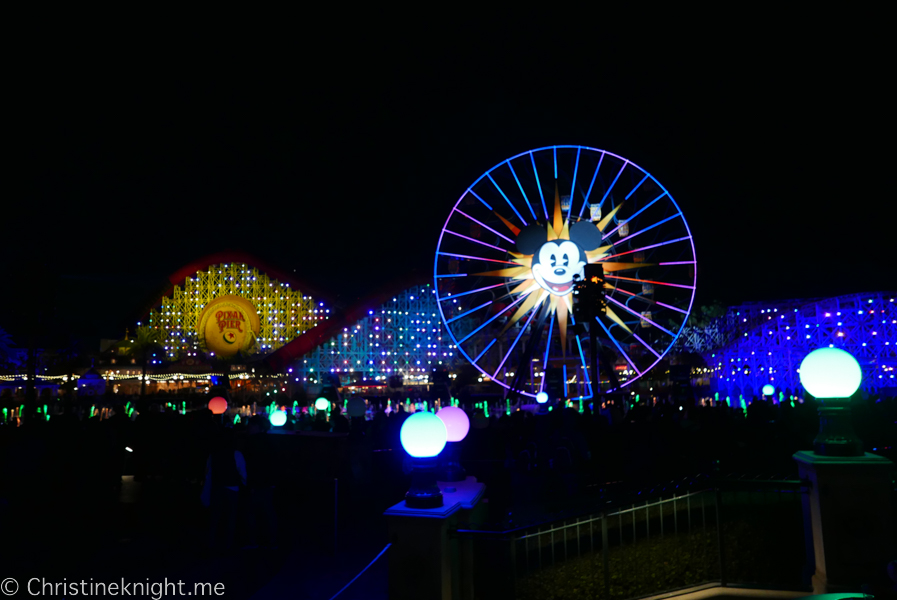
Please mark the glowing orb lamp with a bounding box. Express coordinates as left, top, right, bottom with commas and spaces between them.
208, 397, 228, 415
401, 412, 448, 458
436, 406, 470, 442
269, 410, 287, 427
400, 411, 448, 508
799, 348, 864, 456
436, 406, 470, 482
346, 397, 366, 418
536, 392, 549, 404
799, 348, 862, 399
314, 397, 331, 411
761, 384, 775, 397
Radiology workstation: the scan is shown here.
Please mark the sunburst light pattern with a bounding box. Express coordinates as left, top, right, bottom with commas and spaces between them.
435, 146, 697, 399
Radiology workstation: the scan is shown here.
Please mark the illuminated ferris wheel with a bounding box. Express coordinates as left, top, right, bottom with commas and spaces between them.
434, 146, 697, 399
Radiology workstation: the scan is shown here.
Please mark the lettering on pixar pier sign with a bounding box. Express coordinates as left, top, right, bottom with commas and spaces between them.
197, 295, 260, 358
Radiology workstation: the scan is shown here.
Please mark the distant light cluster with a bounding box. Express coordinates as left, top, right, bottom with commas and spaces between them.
296, 284, 462, 384
701, 292, 896, 397
147, 263, 327, 359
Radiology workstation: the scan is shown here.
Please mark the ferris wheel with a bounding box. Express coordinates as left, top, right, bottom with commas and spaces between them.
434, 146, 697, 399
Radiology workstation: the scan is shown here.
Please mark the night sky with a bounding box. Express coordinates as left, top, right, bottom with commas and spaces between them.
8, 11, 892, 348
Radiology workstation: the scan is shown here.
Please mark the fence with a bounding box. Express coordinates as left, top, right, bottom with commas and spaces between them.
453, 475, 810, 600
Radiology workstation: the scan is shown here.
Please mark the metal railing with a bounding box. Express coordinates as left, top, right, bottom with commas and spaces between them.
452, 475, 809, 600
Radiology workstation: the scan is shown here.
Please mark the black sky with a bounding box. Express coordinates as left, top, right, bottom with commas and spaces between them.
7, 10, 893, 347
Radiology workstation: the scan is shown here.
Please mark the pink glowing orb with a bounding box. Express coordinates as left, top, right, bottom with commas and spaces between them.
208, 397, 228, 415
436, 406, 470, 442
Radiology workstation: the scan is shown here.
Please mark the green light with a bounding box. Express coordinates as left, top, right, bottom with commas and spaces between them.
799, 348, 862, 398
762, 384, 775, 396
315, 397, 330, 411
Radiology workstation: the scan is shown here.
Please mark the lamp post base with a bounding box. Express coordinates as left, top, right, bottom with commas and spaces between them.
813, 406, 863, 457
406, 456, 443, 508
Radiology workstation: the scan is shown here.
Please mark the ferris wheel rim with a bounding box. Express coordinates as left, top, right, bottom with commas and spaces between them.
434, 145, 697, 397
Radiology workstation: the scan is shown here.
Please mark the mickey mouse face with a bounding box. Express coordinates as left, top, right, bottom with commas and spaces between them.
532, 240, 586, 295
517, 221, 604, 297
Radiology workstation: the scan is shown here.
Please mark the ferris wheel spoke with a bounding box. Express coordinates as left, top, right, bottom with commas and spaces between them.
457, 293, 528, 344
597, 161, 630, 210
604, 191, 668, 238
566, 147, 581, 222
542, 314, 555, 369
487, 173, 527, 226
655, 300, 690, 314
529, 151, 548, 220
446, 300, 493, 324
439, 282, 506, 301
607, 296, 676, 337
615, 213, 681, 245
603, 305, 634, 334
467, 189, 493, 211
507, 160, 537, 222
492, 304, 541, 378
631, 331, 662, 359
453, 208, 516, 245
594, 316, 642, 376
624, 173, 650, 200
577, 152, 606, 219
444, 229, 512, 253
605, 274, 694, 290
436, 273, 467, 278
602, 236, 692, 261
473, 338, 497, 364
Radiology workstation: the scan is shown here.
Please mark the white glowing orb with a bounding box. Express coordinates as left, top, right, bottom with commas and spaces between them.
400, 411, 448, 458
536, 392, 549, 404
269, 410, 287, 427
762, 384, 775, 396
314, 397, 331, 411
799, 348, 862, 399
436, 406, 470, 442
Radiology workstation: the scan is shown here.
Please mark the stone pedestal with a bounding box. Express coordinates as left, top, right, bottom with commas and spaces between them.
384, 476, 486, 600
793, 451, 895, 593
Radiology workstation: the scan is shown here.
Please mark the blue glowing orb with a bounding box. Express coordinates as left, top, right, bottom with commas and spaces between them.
799, 348, 862, 399
269, 410, 287, 427
536, 392, 549, 404
314, 397, 330, 411
436, 406, 470, 442
762, 384, 775, 396
400, 411, 448, 458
